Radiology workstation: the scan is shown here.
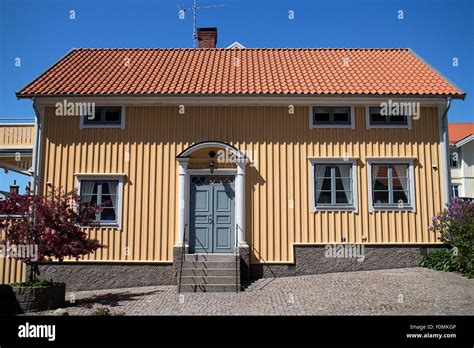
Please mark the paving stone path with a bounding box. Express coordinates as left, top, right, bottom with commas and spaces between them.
37, 268, 473, 316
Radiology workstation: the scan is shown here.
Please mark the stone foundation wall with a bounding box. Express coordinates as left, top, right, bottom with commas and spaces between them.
30, 245, 446, 291
32, 263, 174, 291
250, 245, 446, 279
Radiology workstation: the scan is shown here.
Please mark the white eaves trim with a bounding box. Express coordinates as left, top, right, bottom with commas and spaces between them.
33, 96, 449, 107
455, 134, 474, 148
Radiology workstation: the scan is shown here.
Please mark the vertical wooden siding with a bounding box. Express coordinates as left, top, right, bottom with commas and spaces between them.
0, 105, 444, 283
0, 226, 25, 283
0, 124, 34, 147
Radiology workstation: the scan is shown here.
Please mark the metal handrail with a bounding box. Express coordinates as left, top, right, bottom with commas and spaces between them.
194, 236, 209, 256
177, 224, 187, 293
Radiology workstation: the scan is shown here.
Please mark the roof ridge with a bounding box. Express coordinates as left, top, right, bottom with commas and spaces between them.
72, 47, 411, 51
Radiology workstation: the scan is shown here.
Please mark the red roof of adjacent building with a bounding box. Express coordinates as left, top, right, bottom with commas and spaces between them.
449, 123, 474, 145
17, 48, 464, 98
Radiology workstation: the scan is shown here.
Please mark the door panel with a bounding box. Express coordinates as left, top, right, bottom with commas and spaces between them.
190, 181, 213, 253
189, 175, 235, 253
212, 183, 234, 253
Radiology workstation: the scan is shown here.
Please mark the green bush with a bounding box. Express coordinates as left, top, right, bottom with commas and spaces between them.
429, 198, 474, 278
10, 279, 58, 287
420, 248, 464, 273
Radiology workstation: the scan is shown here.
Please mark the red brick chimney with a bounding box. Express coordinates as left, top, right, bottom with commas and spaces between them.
197, 28, 217, 48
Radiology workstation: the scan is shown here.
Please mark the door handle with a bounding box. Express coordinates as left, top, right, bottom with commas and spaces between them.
208, 215, 213, 224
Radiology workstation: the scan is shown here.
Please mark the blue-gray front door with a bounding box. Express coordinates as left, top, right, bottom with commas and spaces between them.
189, 175, 235, 253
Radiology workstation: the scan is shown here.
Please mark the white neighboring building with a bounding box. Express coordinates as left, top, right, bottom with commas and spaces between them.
449, 123, 474, 198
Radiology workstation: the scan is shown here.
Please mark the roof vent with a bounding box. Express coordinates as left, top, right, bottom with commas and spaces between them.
197, 28, 217, 48
227, 41, 245, 49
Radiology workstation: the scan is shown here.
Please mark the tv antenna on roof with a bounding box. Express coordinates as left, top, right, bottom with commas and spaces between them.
177, 0, 225, 47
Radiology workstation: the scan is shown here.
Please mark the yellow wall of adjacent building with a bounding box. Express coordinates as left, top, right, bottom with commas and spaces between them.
1, 105, 444, 282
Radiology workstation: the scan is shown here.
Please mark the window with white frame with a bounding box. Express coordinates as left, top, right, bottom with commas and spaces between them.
310, 106, 354, 128
451, 184, 460, 198
311, 160, 357, 210
79, 178, 122, 226
369, 161, 414, 210
367, 106, 408, 127
81, 106, 124, 128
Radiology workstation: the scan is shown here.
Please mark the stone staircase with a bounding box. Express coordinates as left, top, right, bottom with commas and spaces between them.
179, 253, 240, 292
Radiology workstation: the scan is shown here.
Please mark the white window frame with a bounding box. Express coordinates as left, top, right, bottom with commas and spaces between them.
80, 105, 126, 129
451, 184, 460, 198
367, 158, 416, 212
75, 173, 125, 229
309, 106, 355, 129
309, 157, 358, 212
365, 105, 412, 129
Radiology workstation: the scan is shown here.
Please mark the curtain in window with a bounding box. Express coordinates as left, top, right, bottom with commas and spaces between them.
81, 181, 95, 203
315, 165, 326, 202
339, 165, 351, 203
372, 165, 381, 189
105, 181, 118, 216
393, 165, 408, 191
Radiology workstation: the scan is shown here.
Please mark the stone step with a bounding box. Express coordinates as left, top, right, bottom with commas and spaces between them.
184, 253, 236, 262
180, 276, 237, 285
182, 261, 237, 269
179, 284, 239, 293
181, 268, 238, 277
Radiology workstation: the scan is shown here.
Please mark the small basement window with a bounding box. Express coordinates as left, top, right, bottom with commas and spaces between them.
310, 106, 354, 128
81, 106, 124, 128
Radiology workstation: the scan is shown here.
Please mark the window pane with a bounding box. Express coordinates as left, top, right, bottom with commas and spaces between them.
373, 191, 389, 204
333, 107, 350, 123
319, 178, 331, 190
389, 115, 407, 124
316, 191, 332, 204
373, 165, 388, 178
336, 191, 351, 204
81, 181, 98, 195
392, 177, 408, 191
100, 194, 116, 208
314, 108, 330, 123
373, 178, 389, 190
393, 191, 409, 204
81, 194, 98, 205
392, 165, 408, 178
100, 208, 116, 221
104, 108, 121, 123
315, 165, 331, 178
370, 107, 386, 123
84, 109, 102, 123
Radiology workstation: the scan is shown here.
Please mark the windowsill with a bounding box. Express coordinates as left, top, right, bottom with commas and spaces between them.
370, 206, 415, 212
311, 124, 353, 129
80, 223, 120, 229
80, 124, 124, 129
367, 124, 409, 129
312, 206, 357, 212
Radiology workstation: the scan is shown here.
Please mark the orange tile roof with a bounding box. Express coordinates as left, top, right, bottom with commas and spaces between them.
449, 123, 474, 145
17, 48, 464, 97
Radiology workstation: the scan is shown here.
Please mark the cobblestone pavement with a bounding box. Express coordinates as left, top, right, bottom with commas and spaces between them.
37, 268, 473, 316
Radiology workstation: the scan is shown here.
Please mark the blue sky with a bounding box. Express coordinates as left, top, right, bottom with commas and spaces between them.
0, 0, 473, 191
